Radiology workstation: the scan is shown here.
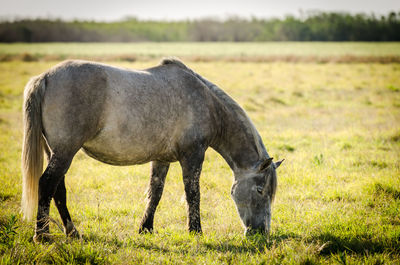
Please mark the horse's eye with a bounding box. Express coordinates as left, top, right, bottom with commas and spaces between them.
256, 186, 263, 194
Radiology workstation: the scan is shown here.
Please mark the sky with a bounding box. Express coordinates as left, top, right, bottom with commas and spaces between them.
1, 0, 399, 21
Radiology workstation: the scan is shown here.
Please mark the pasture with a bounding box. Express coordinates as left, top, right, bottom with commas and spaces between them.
0, 43, 399, 264
1, 42, 400, 62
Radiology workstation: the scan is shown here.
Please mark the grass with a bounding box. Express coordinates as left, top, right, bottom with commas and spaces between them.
0, 43, 400, 264
1, 42, 400, 62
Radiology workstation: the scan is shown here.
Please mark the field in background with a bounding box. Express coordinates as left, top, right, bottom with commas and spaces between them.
1, 42, 400, 62
0, 43, 399, 264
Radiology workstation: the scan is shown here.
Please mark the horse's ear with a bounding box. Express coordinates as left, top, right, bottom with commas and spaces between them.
258, 157, 273, 172
275, 159, 285, 169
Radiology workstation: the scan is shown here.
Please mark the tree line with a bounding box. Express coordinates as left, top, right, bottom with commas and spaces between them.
1, 11, 399, 42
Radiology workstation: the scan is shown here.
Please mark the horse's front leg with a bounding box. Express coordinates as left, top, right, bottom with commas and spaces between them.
139, 161, 170, 233
179, 150, 205, 234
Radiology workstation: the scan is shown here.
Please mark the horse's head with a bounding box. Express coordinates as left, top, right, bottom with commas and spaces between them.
231, 157, 283, 236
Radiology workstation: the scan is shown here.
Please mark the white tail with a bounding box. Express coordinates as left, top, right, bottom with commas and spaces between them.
21, 74, 46, 220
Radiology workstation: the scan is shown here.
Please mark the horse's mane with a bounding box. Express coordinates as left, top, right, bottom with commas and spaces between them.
160, 58, 267, 159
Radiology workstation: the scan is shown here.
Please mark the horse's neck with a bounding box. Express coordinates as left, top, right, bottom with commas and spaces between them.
211, 107, 267, 175
191, 71, 267, 175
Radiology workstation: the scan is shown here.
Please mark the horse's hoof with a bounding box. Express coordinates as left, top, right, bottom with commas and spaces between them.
67, 229, 80, 239
65, 226, 80, 239
188, 228, 202, 235
65, 221, 80, 239
138, 227, 153, 234
33, 233, 53, 244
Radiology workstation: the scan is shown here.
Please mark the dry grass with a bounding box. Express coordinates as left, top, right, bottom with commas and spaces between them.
0, 53, 399, 264
2, 52, 400, 64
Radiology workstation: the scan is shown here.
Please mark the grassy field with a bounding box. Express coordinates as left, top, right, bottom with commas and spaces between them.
1, 42, 400, 62
0, 43, 400, 264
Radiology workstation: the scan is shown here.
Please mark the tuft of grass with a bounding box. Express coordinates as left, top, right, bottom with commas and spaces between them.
46, 241, 111, 265
292, 91, 303, 97
0, 215, 18, 246
387, 84, 400, 92
313, 154, 324, 166
341, 143, 352, 150
370, 160, 388, 169
0, 193, 12, 202
374, 183, 400, 200
390, 131, 400, 142
19, 53, 39, 62
269, 97, 287, 105
278, 144, 295, 152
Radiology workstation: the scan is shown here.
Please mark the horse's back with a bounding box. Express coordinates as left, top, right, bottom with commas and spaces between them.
41, 60, 217, 164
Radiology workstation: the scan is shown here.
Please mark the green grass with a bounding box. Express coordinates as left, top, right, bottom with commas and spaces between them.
0, 45, 400, 264
1, 42, 400, 58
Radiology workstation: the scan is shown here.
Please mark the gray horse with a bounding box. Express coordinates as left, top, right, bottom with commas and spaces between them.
21, 58, 283, 242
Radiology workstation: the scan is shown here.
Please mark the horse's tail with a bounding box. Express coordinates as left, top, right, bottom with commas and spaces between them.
21, 74, 47, 220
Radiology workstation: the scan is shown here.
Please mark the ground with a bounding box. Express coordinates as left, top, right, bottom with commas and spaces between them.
0, 43, 399, 264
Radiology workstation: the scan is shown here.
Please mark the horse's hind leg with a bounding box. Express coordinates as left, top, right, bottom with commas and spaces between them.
43, 145, 79, 238
34, 153, 74, 243
53, 176, 79, 238
139, 161, 170, 233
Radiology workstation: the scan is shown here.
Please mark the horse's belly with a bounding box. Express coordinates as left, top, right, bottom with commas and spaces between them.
82, 131, 176, 165
80, 79, 195, 165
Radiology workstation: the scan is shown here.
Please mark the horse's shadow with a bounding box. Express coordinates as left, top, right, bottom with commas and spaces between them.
311, 232, 398, 256
202, 232, 397, 255
81, 231, 397, 256
202, 232, 299, 254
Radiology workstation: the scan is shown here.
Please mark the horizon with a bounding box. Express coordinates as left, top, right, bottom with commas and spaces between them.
1, 10, 400, 23
1, 0, 399, 22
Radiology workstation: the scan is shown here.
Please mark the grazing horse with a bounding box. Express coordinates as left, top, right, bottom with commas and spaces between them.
21, 58, 283, 242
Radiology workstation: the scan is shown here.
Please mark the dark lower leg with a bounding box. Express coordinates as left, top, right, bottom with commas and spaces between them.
183, 173, 202, 233
139, 161, 169, 233
53, 176, 79, 237
35, 155, 71, 241
180, 152, 204, 234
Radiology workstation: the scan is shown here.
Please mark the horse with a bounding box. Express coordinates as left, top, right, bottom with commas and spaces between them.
21, 58, 283, 242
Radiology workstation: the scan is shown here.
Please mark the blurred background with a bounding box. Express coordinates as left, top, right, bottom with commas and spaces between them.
0, 0, 399, 42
